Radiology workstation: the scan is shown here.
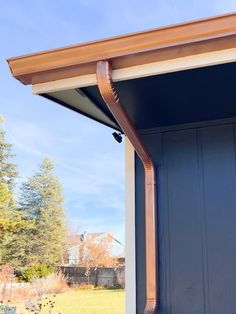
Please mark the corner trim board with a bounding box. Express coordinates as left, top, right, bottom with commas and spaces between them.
125, 138, 136, 314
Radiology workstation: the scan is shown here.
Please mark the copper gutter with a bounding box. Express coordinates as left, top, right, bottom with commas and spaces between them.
7, 12, 236, 85
96, 61, 158, 314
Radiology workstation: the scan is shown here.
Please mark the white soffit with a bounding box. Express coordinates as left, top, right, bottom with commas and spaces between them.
44, 89, 118, 129
32, 47, 236, 95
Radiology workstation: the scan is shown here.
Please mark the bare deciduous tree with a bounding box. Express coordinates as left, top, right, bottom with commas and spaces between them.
81, 234, 118, 269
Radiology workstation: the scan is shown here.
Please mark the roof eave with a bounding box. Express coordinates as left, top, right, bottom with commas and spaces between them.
7, 11, 236, 85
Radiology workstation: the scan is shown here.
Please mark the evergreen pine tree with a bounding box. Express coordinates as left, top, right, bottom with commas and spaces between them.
19, 157, 66, 266
0, 117, 18, 264
0, 117, 17, 189
0, 116, 17, 218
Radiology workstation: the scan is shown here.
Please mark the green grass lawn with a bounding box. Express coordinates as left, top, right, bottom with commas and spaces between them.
17, 289, 125, 314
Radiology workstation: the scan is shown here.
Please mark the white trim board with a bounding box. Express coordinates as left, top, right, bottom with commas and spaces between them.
32, 47, 236, 94
125, 138, 136, 314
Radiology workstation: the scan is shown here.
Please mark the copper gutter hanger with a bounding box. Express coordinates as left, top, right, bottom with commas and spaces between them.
96, 61, 158, 314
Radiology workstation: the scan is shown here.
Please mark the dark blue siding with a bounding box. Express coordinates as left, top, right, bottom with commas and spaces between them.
135, 120, 236, 314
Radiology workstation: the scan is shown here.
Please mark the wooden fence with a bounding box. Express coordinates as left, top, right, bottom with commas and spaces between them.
60, 266, 125, 288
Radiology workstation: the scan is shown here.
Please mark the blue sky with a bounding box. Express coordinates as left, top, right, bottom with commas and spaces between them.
1, 1, 236, 242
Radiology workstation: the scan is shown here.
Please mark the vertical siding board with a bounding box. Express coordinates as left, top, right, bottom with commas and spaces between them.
199, 124, 236, 314
233, 123, 236, 174
161, 132, 172, 314
163, 129, 204, 314
196, 129, 210, 314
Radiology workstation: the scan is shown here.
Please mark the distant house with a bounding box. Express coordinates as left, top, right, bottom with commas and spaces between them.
64, 232, 124, 265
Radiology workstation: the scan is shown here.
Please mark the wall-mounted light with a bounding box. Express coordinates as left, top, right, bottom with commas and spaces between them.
112, 132, 122, 143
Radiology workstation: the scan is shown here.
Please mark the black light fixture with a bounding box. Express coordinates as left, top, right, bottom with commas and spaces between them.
112, 132, 122, 143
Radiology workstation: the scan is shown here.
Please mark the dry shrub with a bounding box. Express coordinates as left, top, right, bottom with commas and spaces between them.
0, 265, 14, 284
75, 284, 94, 290
0, 283, 36, 303
74, 284, 109, 291
9, 284, 36, 303
0, 265, 33, 303
31, 272, 68, 297
0, 264, 14, 302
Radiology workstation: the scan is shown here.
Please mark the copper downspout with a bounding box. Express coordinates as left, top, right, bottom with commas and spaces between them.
96, 61, 158, 314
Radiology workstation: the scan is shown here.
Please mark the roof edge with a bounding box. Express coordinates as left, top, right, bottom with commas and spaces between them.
7, 11, 236, 62
7, 11, 236, 85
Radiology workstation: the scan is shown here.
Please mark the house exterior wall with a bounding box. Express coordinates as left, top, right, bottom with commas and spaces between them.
135, 118, 236, 314
67, 246, 80, 265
